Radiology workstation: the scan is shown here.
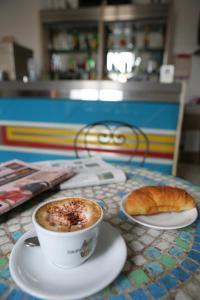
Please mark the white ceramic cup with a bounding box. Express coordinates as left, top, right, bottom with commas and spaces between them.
32, 197, 103, 269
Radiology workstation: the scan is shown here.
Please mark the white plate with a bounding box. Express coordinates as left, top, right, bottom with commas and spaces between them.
9, 222, 127, 300
121, 197, 198, 230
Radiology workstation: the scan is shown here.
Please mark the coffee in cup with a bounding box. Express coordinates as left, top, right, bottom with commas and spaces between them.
35, 197, 102, 232
32, 197, 103, 268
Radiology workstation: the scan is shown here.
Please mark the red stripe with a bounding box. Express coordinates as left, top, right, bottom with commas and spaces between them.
4, 140, 76, 151
1, 127, 8, 144
4, 139, 173, 159
148, 152, 173, 159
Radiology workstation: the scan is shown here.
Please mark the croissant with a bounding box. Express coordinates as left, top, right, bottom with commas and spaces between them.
124, 186, 196, 216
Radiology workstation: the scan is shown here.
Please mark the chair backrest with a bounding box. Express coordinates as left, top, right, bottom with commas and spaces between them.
74, 120, 150, 167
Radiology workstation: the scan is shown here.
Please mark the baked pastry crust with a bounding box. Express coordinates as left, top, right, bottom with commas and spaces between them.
124, 186, 196, 216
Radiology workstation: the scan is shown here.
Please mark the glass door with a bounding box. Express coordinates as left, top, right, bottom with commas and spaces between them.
104, 18, 166, 82
46, 22, 99, 80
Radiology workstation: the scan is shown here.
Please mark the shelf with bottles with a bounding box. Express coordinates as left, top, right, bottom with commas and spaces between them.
50, 52, 97, 80
44, 22, 98, 80
105, 40, 164, 82
106, 19, 166, 52
106, 52, 161, 81
41, 1, 173, 81
104, 19, 166, 81
47, 24, 98, 53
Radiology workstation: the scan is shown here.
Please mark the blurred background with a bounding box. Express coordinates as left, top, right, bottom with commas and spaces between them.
0, 0, 200, 183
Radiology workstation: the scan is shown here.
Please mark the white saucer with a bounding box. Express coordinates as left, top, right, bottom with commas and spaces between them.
9, 222, 127, 300
121, 197, 198, 230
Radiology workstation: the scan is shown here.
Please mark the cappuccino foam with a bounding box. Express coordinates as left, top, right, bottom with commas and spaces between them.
35, 198, 102, 232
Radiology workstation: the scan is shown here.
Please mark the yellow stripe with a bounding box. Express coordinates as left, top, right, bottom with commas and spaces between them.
78, 130, 175, 143
7, 129, 73, 145
7, 126, 175, 143
148, 134, 175, 143
7, 134, 174, 153
6, 127, 175, 153
7, 126, 76, 135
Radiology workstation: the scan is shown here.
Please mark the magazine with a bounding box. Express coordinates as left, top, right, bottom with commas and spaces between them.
36, 157, 127, 189
0, 159, 74, 215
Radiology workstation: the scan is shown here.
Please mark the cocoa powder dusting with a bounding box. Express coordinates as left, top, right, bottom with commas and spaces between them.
47, 200, 87, 230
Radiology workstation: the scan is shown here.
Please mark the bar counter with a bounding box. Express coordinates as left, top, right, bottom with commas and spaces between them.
0, 80, 183, 175
0, 80, 181, 102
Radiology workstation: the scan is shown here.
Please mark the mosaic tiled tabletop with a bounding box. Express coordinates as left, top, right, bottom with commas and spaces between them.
0, 164, 200, 300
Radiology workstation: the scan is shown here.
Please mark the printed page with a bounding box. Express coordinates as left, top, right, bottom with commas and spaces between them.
58, 157, 127, 189
35, 157, 127, 189
0, 160, 73, 215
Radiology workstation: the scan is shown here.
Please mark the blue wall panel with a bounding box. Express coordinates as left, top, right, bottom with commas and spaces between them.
0, 98, 179, 130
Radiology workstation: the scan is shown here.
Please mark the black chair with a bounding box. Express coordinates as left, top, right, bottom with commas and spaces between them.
74, 120, 149, 167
